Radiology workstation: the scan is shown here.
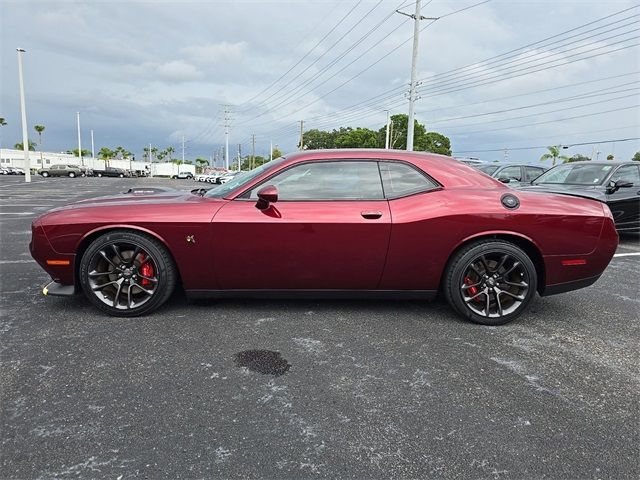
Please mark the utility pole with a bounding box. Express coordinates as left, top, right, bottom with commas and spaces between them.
299, 120, 304, 151
76, 112, 83, 166
385, 110, 391, 149
270, 140, 273, 161
16, 48, 31, 183
181, 135, 186, 162
237, 144, 241, 171
222, 105, 231, 170
251, 134, 256, 170
90, 129, 95, 159
397, 0, 438, 151
149, 143, 153, 177
503, 148, 509, 162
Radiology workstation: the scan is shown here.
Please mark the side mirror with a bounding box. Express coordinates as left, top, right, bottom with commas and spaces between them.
606, 179, 633, 194
256, 185, 278, 210
498, 177, 511, 183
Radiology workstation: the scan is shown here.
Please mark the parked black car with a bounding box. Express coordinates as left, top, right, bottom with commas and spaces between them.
518, 161, 639, 233
476, 163, 547, 186
93, 167, 127, 178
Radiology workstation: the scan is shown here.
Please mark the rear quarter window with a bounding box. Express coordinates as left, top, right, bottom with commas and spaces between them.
379, 161, 439, 198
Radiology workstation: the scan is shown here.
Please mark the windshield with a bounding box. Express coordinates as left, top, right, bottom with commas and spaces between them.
532, 163, 614, 186
477, 165, 499, 175
204, 157, 286, 198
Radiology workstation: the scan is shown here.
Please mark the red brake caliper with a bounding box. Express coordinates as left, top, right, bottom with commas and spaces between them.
138, 253, 154, 287
464, 276, 482, 302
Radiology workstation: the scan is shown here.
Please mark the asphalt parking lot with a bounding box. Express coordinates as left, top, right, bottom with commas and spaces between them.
1, 175, 638, 479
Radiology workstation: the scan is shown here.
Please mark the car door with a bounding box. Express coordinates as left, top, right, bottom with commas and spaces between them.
606, 164, 640, 231
211, 160, 391, 290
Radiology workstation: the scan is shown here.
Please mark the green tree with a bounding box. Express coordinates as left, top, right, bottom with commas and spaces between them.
171, 159, 183, 166
271, 147, 283, 159
606, 154, 614, 161
539, 146, 570, 166
632, 151, 640, 161
335, 127, 379, 148
0, 117, 6, 126
195, 157, 209, 173
34, 125, 45, 146
15, 140, 37, 151
566, 154, 591, 163
417, 132, 452, 156
98, 147, 115, 160
165, 146, 176, 162
301, 129, 336, 149
67, 148, 91, 157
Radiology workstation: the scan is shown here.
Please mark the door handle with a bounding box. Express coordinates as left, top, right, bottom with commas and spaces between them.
361, 211, 383, 219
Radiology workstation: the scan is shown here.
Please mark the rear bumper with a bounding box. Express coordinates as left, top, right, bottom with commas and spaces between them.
43, 281, 78, 297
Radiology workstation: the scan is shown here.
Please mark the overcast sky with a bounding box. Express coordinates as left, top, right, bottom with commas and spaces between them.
1, 0, 638, 165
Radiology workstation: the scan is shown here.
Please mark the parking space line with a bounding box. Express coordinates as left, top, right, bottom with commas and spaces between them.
613, 253, 640, 257
0, 260, 34, 264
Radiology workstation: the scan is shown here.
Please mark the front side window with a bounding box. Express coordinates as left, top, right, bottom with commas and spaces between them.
609, 165, 640, 184
497, 166, 522, 180
533, 163, 614, 185
524, 166, 544, 181
379, 161, 438, 198
246, 161, 384, 200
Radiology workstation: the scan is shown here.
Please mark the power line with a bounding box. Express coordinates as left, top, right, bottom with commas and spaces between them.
237, 0, 364, 109
453, 137, 640, 154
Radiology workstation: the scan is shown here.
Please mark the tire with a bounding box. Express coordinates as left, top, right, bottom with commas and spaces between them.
69, 172, 76, 178
41, 171, 49, 177
119, 173, 124, 178
79, 230, 177, 317
97, 173, 102, 177
443, 240, 537, 326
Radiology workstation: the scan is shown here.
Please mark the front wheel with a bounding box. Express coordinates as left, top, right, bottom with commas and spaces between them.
79, 230, 177, 317
443, 240, 537, 326
119, 173, 124, 178
69, 172, 76, 178
41, 171, 49, 177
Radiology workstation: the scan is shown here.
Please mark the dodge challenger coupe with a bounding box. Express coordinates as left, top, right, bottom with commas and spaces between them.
30, 149, 619, 325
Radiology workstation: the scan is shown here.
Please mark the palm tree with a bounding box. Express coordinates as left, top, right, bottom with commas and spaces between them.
0, 118, 6, 126
34, 125, 45, 145
540, 146, 570, 166
165, 146, 175, 162
34, 125, 45, 167
15, 141, 36, 151
67, 148, 91, 157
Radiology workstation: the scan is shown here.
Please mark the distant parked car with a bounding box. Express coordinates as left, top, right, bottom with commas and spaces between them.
0, 167, 10, 175
476, 163, 546, 186
7, 167, 25, 175
519, 161, 640, 233
93, 166, 127, 178
171, 172, 194, 179
218, 171, 241, 184
37, 164, 82, 178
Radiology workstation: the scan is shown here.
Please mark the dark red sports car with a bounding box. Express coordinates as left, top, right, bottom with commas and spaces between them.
30, 149, 618, 325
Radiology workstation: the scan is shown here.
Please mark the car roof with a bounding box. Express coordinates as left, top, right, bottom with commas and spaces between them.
556, 160, 636, 166
267, 149, 505, 190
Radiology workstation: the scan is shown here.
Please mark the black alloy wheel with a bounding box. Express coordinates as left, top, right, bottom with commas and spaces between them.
79, 231, 176, 316
444, 240, 537, 325
41, 171, 49, 177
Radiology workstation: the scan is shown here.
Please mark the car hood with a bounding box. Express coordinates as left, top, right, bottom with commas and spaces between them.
47, 188, 198, 212
517, 184, 607, 202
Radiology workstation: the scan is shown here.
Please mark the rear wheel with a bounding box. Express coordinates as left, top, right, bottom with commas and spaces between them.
119, 173, 124, 178
41, 171, 49, 177
79, 231, 177, 317
97, 173, 102, 177
443, 240, 537, 326
69, 172, 76, 178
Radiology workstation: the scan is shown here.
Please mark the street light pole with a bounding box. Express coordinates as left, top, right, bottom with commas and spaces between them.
76, 112, 83, 166
16, 48, 31, 183
385, 110, 391, 149
90, 129, 95, 159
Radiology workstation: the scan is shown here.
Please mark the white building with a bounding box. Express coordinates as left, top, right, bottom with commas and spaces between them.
0, 148, 195, 176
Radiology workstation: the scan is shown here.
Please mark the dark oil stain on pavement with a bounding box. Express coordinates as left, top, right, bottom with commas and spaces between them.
234, 350, 291, 376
